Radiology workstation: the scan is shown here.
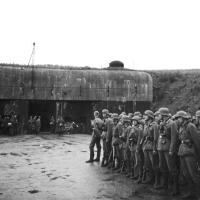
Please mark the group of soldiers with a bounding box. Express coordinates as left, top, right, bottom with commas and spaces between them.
49, 116, 78, 135
27, 116, 41, 134
86, 108, 200, 199
0, 114, 19, 135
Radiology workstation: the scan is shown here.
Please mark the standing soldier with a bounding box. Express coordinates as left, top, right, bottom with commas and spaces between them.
176, 111, 200, 199
0, 115, 3, 135
141, 110, 159, 188
111, 113, 123, 170
50, 116, 56, 134
101, 109, 113, 167
36, 116, 41, 134
195, 110, 200, 133
156, 107, 180, 196
86, 111, 103, 163
128, 116, 143, 181
120, 115, 132, 175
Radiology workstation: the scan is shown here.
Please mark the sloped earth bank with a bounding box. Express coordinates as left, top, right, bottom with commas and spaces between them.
0, 134, 196, 200
148, 70, 200, 114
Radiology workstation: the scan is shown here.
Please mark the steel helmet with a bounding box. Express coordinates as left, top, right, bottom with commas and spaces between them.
94, 111, 99, 116
122, 115, 131, 123
175, 111, 189, 119
112, 113, 119, 120
158, 107, 170, 116
134, 111, 141, 116
144, 110, 154, 119
128, 113, 134, 119
154, 111, 160, 116
195, 110, 200, 117
132, 116, 141, 122
102, 109, 109, 114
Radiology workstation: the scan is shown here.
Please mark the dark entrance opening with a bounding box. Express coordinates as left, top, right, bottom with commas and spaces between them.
61, 101, 93, 134
28, 100, 56, 131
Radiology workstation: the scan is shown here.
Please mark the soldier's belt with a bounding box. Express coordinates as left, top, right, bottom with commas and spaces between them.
159, 134, 170, 139
145, 136, 153, 142
181, 140, 192, 144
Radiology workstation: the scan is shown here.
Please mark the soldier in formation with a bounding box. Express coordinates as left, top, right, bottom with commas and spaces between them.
86, 108, 200, 199
0, 114, 19, 136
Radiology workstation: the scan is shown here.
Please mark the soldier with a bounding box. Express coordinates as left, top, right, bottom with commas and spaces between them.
8, 115, 14, 136
134, 111, 142, 117
129, 116, 143, 181
176, 111, 200, 199
0, 115, 3, 135
28, 116, 32, 134
50, 116, 56, 134
195, 110, 200, 133
120, 115, 132, 176
141, 110, 159, 188
12, 115, 18, 135
156, 107, 180, 196
36, 116, 41, 134
101, 109, 113, 167
86, 111, 103, 163
111, 113, 123, 170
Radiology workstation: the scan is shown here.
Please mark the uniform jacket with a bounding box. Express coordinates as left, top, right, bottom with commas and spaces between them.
128, 125, 143, 152
157, 118, 178, 153
142, 121, 159, 151
102, 118, 114, 142
112, 123, 123, 146
121, 125, 132, 148
178, 122, 200, 163
92, 117, 103, 137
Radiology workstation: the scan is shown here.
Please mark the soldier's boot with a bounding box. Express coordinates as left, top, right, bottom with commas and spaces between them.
153, 170, 161, 189
135, 167, 143, 184
135, 174, 143, 184
142, 169, 154, 184
85, 150, 94, 163
101, 157, 106, 167
154, 172, 168, 190
125, 161, 131, 177
181, 183, 197, 199
107, 160, 115, 169
120, 161, 126, 174
171, 174, 180, 196
94, 149, 101, 162
130, 167, 135, 179
141, 168, 147, 183
113, 159, 120, 170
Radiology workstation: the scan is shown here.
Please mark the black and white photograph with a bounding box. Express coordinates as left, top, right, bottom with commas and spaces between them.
1, 0, 200, 199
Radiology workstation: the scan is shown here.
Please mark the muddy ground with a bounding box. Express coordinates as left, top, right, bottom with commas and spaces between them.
0, 134, 190, 200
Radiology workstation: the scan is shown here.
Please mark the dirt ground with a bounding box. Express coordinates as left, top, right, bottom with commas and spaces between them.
0, 134, 191, 200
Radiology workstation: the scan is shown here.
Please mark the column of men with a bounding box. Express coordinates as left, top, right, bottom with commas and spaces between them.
86, 108, 200, 199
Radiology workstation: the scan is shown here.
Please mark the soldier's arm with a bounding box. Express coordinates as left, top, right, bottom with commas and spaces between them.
169, 122, 178, 155
136, 128, 143, 152
153, 123, 159, 153
188, 123, 200, 149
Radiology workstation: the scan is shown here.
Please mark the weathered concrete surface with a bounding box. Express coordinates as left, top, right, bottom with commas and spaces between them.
0, 134, 181, 200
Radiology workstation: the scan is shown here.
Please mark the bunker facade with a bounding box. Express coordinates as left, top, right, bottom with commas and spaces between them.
0, 62, 153, 132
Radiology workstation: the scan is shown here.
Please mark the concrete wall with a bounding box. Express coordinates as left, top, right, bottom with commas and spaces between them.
0, 65, 153, 102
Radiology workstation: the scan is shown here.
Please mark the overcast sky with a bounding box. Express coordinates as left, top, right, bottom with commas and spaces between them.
0, 0, 200, 70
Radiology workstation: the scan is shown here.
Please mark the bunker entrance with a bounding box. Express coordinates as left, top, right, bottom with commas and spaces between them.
28, 101, 56, 131
56, 101, 94, 134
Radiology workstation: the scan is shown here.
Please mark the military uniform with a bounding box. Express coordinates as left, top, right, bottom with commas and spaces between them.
50, 117, 56, 134
87, 117, 103, 162
142, 120, 159, 185
112, 116, 123, 169
157, 108, 180, 195
101, 117, 114, 166
195, 110, 200, 134
178, 118, 200, 198
128, 120, 143, 180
